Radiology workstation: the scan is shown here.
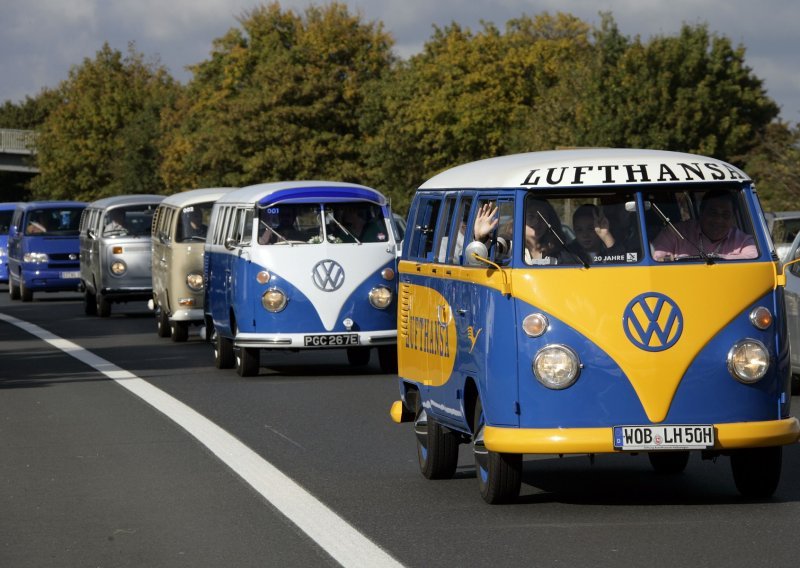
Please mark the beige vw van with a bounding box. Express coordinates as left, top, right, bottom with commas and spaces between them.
150, 187, 235, 341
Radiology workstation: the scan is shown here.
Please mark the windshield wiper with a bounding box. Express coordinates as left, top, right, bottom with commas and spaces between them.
327, 213, 361, 244
536, 210, 589, 268
649, 202, 713, 264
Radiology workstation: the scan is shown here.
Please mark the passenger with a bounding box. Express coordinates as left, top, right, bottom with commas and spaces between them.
651, 189, 758, 261
184, 208, 207, 240
572, 204, 623, 262
602, 198, 641, 256
25, 210, 49, 235
331, 204, 386, 243
474, 198, 586, 265
104, 209, 127, 235
259, 208, 304, 244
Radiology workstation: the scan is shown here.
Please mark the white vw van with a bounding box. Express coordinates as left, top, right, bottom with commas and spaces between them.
150, 187, 235, 341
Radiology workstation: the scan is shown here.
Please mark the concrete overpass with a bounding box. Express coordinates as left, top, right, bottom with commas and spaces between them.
0, 129, 38, 173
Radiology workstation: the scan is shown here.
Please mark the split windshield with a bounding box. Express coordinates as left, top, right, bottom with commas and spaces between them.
257, 202, 388, 245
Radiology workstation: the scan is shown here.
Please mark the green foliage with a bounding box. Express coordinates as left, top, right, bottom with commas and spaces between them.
30, 43, 180, 201
4, 5, 795, 209
159, 2, 395, 193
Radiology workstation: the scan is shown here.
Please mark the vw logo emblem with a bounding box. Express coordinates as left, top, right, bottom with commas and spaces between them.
622, 292, 683, 352
312, 259, 345, 292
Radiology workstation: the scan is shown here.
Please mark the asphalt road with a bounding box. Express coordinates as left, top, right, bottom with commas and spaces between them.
2, 290, 800, 568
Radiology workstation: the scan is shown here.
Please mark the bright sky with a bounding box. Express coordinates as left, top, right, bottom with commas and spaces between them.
4, 0, 800, 122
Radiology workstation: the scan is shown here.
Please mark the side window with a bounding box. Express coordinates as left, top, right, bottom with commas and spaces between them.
470, 196, 513, 265
433, 195, 457, 263
408, 197, 442, 260
241, 209, 254, 246
450, 196, 473, 265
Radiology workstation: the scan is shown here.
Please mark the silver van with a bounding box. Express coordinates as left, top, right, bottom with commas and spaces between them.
79, 194, 164, 316
150, 187, 234, 341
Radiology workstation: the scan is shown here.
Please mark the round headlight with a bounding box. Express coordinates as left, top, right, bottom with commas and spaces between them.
262, 288, 287, 312
749, 307, 772, 330
522, 313, 549, 337
110, 260, 127, 275
368, 286, 392, 309
533, 344, 581, 389
186, 272, 204, 291
727, 339, 769, 383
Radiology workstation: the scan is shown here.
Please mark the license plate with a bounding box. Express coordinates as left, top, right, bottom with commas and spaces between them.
60, 271, 80, 279
613, 425, 714, 450
303, 333, 359, 347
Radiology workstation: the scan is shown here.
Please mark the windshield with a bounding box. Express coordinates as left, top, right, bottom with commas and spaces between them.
25, 207, 84, 236
257, 202, 388, 245
103, 204, 157, 237
176, 201, 214, 243
644, 186, 759, 262
0, 210, 13, 234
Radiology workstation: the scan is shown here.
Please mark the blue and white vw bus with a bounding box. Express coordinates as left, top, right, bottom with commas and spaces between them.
204, 181, 399, 376
390, 149, 799, 503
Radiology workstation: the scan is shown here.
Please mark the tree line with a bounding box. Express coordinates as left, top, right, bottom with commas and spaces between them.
1, 2, 798, 213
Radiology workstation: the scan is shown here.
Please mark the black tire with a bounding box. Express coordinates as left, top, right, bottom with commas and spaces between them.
156, 309, 171, 338
235, 347, 260, 377
378, 345, 398, 374
84, 289, 97, 316
415, 396, 459, 479
731, 446, 782, 499
648, 451, 690, 474
20, 280, 33, 302
8, 278, 20, 300
346, 347, 371, 366
96, 292, 111, 317
171, 321, 189, 343
214, 334, 235, 369
473, 399, 521, 504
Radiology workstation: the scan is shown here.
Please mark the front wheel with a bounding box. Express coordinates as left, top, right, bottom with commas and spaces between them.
415, 396, 459, 479
171, 321, 189, 343
9, 278, 20, 300
648, 451, 690, 474
235, 347, 260, 377
731, 446, 782, 499
156, 309, 170, 338
96, 292, 111, 317
214, 334, 235, 369
20, 280, 33, 302
473, 399, 521, 504
84, 288, 97, 316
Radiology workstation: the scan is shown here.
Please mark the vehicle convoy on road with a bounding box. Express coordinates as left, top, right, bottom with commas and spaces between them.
390, 148, 800, 503
150, 187, 235, 342
7, 200, 86, 302
204, 180, 400, 377
79, 194, 164, 317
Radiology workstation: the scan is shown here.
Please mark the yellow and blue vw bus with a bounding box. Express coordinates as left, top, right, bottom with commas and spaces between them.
390, 148, 799, 503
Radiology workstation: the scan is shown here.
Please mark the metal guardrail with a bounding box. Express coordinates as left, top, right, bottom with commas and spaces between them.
0, 129, 37, 154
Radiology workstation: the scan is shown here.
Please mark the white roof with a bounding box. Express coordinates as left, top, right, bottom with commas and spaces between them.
159, 187, 236, 208
419, 149, 750, 190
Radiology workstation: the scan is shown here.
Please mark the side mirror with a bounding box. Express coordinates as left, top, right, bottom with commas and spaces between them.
88, 228, 97, 239
464, 240, 489, 266
224, 237, 237, 251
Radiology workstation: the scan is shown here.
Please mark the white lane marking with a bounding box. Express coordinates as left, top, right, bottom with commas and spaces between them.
0, 313, 404, 568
